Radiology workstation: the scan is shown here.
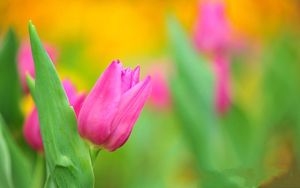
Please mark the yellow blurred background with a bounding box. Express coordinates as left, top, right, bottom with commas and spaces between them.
1, 0, 299, 89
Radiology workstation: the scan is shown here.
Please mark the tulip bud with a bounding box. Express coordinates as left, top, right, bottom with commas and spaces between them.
78, 61, 152, 151
18, 42, 57, 92
194, 1, 231, 53
23, 80, 85, 151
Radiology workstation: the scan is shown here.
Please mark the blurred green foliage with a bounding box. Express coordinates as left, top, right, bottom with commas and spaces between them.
0, 29, 23, 129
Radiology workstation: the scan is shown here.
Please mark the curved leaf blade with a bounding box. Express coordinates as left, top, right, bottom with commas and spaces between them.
28, 22, 94, 187
0, 29, 23, 129
0, 115, 14, 188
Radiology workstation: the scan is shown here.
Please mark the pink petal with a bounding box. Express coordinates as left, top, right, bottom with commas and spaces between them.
103, 76, 152, 151
62, 79, 78, 104
78, 61, 123, 145
23, 108, 43, 152
121, 67, 133, 93
73, 93, 86, 117
131, 66, 140, 87
121, 65, 141, 93
122, 66, 140, 93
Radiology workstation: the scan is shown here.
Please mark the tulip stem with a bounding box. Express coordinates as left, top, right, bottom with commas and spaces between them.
31, 155, 44, 188
90, 147, 101, 165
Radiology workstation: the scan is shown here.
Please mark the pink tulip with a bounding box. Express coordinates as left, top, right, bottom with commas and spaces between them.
194, 1, 231, 53
148, 64, 171, 109
78, 60, 152, 151
23, 109, 42, 151
18, 42, 57, 92
62, 80, 86, 115
23, 80, 85, 151
150, 72, 171, 109
214, 54, 231, 115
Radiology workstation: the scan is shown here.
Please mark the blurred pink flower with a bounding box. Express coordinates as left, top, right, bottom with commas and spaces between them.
150, 72, 171, 109
63, 80, 86, 115
78, 61, 152, 151
214, 54, 231, 115
147, 63, 172, 109
18, 42, 57, 92
194, 1, 231, 53
23, 109, 42, 151
23, 80, 85, 152
193, 1, 235, 115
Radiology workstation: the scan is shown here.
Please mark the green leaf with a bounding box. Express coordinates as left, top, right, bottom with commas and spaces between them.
30, 155, 45, 188
26, 74, 36, 100
0, 114, 31, 188
44, 164, 56, 188
0, 115, 14, 188
28, 22, 94, 187
201, 171, 242, 188
167, 16, 233, 171
170, 75, 211, 170
262, 34, 300, 125
167, 16, 215, 112
0, 29, 23, 129
222, 104, 252, 164
260, 33, 300, 164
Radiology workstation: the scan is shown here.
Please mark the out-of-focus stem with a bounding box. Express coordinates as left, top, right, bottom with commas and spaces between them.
31, 154, 44, 188
90, 147, 101, 165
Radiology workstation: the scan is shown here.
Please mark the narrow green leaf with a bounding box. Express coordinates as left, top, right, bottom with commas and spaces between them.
167, 15, 219, 138
0, 29, 23, 129
0, 115, 14, 188
167, 16, 215, 112
255, 34, 300, 165
170, 76, 212, 170
201, 171, 241, 188
26, 74, 36, 101
28, 22, 94, 187
44, 164, 56, 188
167, 16, 231, 171
262, 34, 300, 126
222, 104, 252, 164
0, 114, 31, 188
262, 34, 300, 166
30, 155, 45, 188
